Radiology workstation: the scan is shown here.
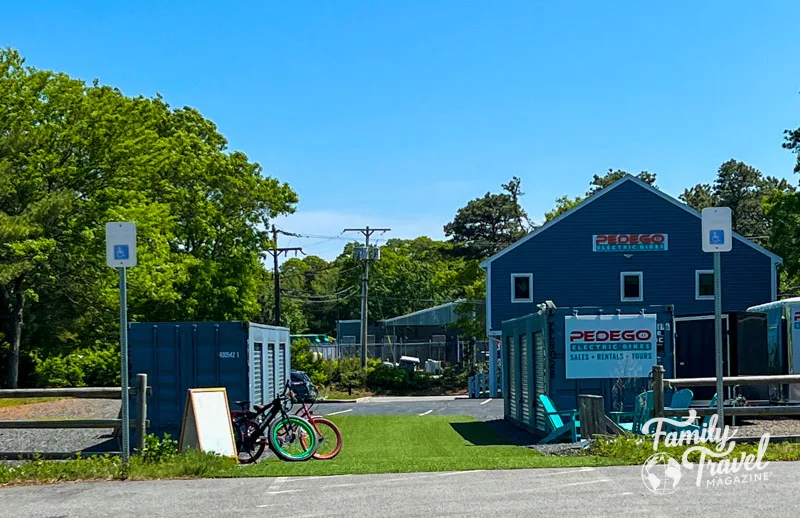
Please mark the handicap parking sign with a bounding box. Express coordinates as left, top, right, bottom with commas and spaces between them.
113, 244, 130, 261
709, 229, 725, 245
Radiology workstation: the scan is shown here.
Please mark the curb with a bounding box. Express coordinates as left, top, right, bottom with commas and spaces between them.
314, 399, 360, 404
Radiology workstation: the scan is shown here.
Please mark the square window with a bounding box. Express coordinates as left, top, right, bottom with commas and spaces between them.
696, 270, 715, 300
511, 273, 533, 303
620, 272, 643, 301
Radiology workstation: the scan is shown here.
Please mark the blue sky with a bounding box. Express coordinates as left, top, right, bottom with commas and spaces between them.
4, 2, 800, 261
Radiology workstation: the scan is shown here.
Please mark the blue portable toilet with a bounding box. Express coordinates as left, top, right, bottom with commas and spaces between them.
747, 297, 800, 403
501, 301, 675, 437
127, 321, 291, 442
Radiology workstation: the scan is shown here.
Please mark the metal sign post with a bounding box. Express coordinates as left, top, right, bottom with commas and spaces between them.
106, 222, 137, 463
701, 207, 732, 425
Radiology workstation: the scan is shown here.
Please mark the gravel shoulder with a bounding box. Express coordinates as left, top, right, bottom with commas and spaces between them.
0, 399, 121, 458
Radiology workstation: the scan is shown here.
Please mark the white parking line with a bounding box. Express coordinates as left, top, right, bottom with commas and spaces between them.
418, 409, 433, 416
480, 399, 492, 405
325, 408, 353, 416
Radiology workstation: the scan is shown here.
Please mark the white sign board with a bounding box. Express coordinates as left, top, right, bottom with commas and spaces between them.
565, 314, 657, 379
106, 222, 137, 267
701, 207, 732, 253
179, 388, 238, 458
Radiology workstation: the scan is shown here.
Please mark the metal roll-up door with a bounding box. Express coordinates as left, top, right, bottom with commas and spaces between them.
253, 343, 263, 406
278, 343, 287, 391
534, 331, 548, 433
267, 343, 276, 399
508, 336, 518, 420
520, 333, 529, 424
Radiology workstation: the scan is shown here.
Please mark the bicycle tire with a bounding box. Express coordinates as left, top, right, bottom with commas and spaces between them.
268, 415, 318, 462
234, 417, 265, 464
304, 417, 343, 460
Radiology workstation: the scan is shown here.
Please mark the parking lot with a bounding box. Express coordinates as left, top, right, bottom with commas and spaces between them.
316, 397, 504, 421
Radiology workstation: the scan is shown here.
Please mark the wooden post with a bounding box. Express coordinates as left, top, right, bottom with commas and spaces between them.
652, 365, 664, 418
578, 395, 604, 439
136, 373, 148, 452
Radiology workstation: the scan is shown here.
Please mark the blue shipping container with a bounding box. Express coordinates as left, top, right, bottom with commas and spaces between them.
127, 321, 291, 440
501, 301, 675, 436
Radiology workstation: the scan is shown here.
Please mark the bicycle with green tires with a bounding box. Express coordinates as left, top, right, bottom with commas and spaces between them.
232, 381, 318, 463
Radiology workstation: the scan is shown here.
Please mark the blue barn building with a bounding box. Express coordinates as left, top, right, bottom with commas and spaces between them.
481, 174, 782, 339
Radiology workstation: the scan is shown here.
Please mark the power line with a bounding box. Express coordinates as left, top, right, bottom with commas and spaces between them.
266, 224, 304, 326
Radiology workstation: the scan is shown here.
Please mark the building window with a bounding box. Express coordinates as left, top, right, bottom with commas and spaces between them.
511, 273, 533, 303
696, 270, 715, 300
620, 272, 643, 302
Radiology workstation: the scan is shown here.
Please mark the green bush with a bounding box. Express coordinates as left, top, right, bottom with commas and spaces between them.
138, 433, 179, 463
33, 346, 120, 388
366, 364, 408, 390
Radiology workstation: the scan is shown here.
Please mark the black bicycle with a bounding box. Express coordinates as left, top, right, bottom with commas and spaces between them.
231, 381, 318, 463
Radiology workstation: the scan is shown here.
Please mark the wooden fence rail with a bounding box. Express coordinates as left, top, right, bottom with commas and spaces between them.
0, 373, 150, 460
654, 366, 800, 419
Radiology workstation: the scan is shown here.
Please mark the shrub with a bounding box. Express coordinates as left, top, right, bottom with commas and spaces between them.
33, 345, 120, 388
366, 364, 409, 390
138, 433, 179, 463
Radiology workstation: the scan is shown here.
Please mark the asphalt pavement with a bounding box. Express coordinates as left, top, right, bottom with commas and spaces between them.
2, 462, 795, 517
315, 397, 504, 420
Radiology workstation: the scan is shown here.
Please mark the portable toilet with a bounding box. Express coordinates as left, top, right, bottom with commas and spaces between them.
127, 321, 291, 441
747, 297, 800, 403
501, 301, 675, 436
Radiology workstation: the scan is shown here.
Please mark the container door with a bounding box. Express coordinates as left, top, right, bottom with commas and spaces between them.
278, 342, 287, 392
787, 304, 800, 401
519, 333, 530, 425
534, 331, 548, 434
267, 343, 276, 400
508, 336, 518, 420
675, 316, 730, 401
253, 343, 263, 406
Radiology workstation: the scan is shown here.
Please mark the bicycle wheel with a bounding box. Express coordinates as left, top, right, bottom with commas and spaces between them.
234, 418, 265, 464
302, 417, 342, 460
268, 415, 318, 462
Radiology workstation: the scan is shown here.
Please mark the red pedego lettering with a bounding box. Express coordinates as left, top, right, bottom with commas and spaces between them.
570, 329, 652, 342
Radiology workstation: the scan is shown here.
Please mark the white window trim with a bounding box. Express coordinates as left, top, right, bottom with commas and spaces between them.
510, 273, 534, 303
696, 269, 715, 300
620, 272, 643, 302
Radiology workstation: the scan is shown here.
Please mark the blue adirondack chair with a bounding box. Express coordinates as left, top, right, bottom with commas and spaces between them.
668, 388, 694, 410
611, 390, 653, 434
538, 394, 581, 444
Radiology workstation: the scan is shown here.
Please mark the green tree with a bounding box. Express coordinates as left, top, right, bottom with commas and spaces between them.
0, 48, 298, 387
443, 177, 532, 258
680, 159, 794, 241
544, 169, 657, 222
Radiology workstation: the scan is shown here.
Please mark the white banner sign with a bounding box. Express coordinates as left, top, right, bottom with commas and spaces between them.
565, 313, 657, 379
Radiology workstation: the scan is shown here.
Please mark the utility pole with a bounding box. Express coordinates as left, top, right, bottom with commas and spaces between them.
267, 224, 303, 327
343, 225, 390, 367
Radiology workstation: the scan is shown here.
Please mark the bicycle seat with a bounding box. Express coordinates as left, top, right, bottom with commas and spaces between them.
233, 400, 250, 410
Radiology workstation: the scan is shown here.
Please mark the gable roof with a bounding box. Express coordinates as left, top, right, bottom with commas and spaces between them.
480, 174, 783, 268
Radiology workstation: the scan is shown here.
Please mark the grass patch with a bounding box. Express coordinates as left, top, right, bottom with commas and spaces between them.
0, 450, 238, 486
582, 434, 800, 465
0, 398, 63, 409
224, 415, 616, 478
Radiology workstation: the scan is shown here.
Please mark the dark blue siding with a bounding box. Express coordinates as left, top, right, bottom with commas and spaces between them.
489, 180, 775, 331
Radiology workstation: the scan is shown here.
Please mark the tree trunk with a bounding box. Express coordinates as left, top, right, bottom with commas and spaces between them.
9, 286, 24, 389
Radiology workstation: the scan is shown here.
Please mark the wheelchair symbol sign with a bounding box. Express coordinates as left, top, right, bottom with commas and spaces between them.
709, 229, 725, 245
114, 244, 130, 261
